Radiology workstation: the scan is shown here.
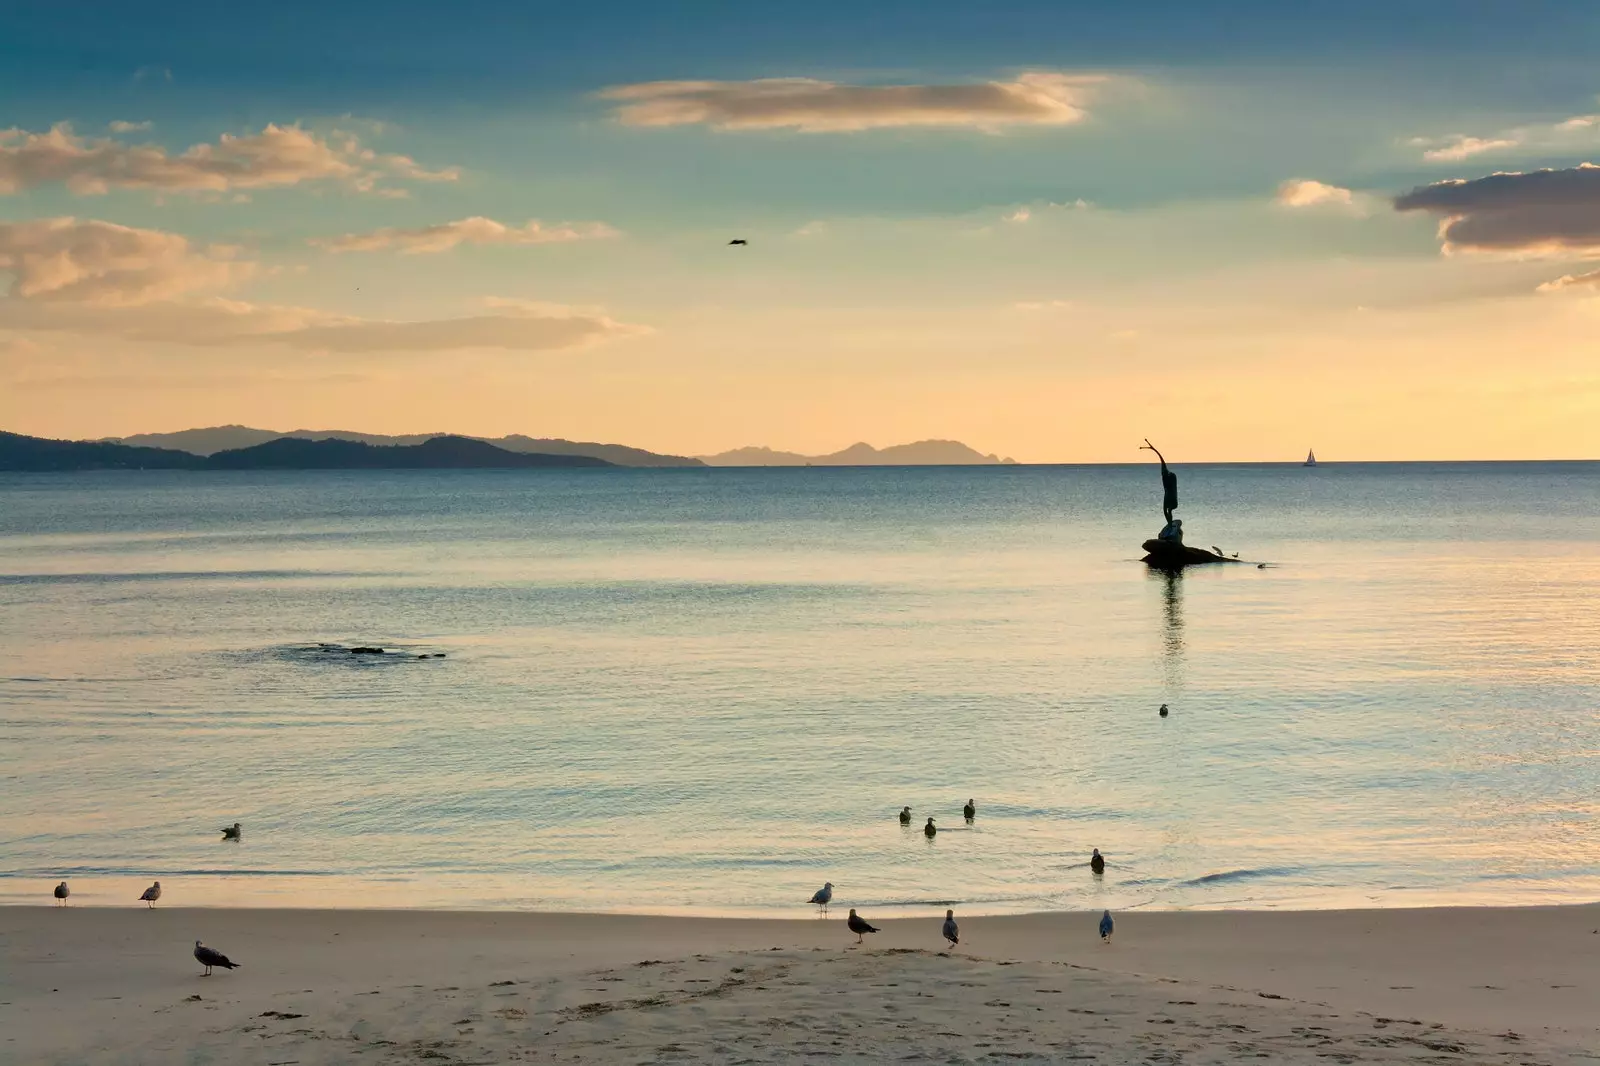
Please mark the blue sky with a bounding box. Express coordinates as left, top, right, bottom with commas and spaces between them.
3, 2, 1600, 458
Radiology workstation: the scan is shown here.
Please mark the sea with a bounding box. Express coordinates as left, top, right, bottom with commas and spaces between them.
2, 463, 1597, 915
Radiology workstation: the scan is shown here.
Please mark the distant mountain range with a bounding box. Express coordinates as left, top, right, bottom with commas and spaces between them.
98, 426, 1015, 467
0, 432, 613, 472
109, 426, 702, 467
698, 440, 1018, 466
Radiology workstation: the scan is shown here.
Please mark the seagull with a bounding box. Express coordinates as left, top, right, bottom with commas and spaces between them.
1159, 703, 1169, 718
194, 940, 240, 976
54, 881, 69, 907
1212, 545, 1225, 556
942, 909, 959, 951
1090, 849, 1105, 875
728, 239, 748, 246
1258, 563, 1267, 569
924, 817, 937, 838
899, 806, 912, 825
218, 822, 241, 841
808, 882, 834, 912
1099, 909, 1114, 942
847, 908, 879, 945
139, 881, 161, 908
963, 799, 975, 822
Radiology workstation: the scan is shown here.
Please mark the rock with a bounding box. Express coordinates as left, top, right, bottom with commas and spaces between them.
349, 646, 385, 655
1141, 539, 1240, 569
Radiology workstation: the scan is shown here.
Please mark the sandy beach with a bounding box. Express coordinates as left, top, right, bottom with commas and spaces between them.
4, 905, 1597, 1065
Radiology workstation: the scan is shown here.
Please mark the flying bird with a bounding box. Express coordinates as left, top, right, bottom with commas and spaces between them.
219, 822, 241, 841
1099, 909, 1114, 942
139, 881, 161, 908
1212, 546, 1224, 557
924, 817, 937, 838
847, 908, 879, 944
1090, 849, 1105, 875
808, 881, 834, 912
193, 940, 240, 976
728, 239, 748, 246
963, 799, 975, 822
54, 881, 69, 906
942, 909, 959, 951
899, 806, 912, 825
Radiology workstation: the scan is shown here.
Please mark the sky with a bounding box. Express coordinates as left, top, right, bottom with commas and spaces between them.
3, 1, 1600, 461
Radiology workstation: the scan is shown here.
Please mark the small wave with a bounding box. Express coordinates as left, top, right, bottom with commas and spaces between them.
1179, 867, 1301, 887
0, 570, 371, 585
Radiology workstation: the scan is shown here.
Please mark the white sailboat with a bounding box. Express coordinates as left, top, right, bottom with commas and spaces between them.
1303, 448, 1317, 467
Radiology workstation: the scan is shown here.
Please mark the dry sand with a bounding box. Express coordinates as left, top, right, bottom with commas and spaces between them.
4, 905, 1598, 1064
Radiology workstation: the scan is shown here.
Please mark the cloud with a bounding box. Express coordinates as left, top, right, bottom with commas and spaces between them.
0, 123, 459, 196
108, 120, 153, 134
1410, 113, 1600, 163
1417, 136, 1519, 162
1536, 269, 1600, 292
315, 216, 619, 254
1276, 179, 1356, 209
1393, 164, 1600, 256
0, 297, 643, 353
0, 217, 250, 305
1004, 206, 1032, 223
600, 72, 1109, 133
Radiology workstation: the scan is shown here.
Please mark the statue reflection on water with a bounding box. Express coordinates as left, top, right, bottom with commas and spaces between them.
1150, 565, 1185, 693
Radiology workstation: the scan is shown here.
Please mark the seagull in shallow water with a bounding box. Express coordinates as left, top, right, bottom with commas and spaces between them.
942, 909, 959, 951
1090, 848, 1105, 875
194, 940, 240, 976
847, 908, 879, 944
54, 881, 69, 906
218, 822, 241, 841
924, 817, 937, 838
963, 799, 975, 822
1099, 910, 1114, 942
1159, 703, 1169, 717
899, 805, 912, 825
808, 882, 834, 912
139, 881, 161, 908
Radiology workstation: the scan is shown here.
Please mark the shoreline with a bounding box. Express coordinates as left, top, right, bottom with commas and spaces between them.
7, 904, 1598, 1063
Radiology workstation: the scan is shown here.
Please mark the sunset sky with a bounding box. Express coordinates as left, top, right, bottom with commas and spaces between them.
4, 1, 1600, 460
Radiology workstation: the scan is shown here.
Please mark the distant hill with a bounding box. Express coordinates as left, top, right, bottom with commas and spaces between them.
700, 440, 1018, 466
206, 436, 613, 469
1, 432, 614, 471
1, 430, 203, 471
111, 426, 703, 467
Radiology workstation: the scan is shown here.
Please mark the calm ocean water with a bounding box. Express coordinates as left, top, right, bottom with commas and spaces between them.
2, 464, 1597, 914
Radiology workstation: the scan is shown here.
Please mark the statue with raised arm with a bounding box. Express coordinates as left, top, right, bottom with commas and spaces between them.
1140, 439, 1181, 542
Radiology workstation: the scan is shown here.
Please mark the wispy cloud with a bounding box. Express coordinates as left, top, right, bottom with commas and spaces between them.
600, 72, 1112, 133
0, 217, 250, 305
1409, 112, 1600, 163
314, 216, 619, 254
0, 123, 459, 196
0, 217, 643, 352
1394, 164, 1600, 256
107, 120, 153, 134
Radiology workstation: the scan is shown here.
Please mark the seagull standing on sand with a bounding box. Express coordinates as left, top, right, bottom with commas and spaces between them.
54, 881, 69, 906
1099, 909, 1114, 942
924, 817, 937, 838
808, 882, 834, 913
942, 909, 959, 951
194, 940, 240, 976
847, 908, 879, 945
219, 822, 241, 841
963, 799, 975, 822
1090, 849, 1105, 875
899, 806, 912, 825
139, 881, 161, 908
